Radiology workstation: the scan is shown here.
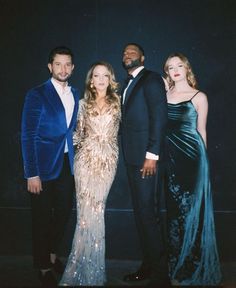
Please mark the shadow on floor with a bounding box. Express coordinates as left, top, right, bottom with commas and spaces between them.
0, 256, 235, 287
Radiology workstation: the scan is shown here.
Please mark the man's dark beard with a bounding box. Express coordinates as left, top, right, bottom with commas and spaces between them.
123, 58, 142, 70
53, 74, 71, 82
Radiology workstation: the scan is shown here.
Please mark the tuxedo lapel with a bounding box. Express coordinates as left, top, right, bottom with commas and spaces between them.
123, 68, 147, 107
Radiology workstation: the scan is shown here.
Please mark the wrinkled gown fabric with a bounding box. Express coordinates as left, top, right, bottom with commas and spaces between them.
164, 98, 222, 285
60, 99, 120, 286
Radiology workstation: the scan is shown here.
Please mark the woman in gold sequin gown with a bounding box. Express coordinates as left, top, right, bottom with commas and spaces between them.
60, 62, 120, 286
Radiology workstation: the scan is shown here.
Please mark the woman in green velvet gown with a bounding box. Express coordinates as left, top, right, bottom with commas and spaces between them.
163, 53, 222, 286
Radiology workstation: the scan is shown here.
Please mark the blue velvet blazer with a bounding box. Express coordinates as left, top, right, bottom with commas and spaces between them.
121, 68, 167, 166
21, 79, 79, 181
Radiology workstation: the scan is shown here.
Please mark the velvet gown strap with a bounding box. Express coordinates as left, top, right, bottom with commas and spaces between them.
190, 90, 200, 101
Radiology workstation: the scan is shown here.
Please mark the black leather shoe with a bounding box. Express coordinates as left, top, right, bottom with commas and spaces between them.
52, 258, 65, 274
38, 270, 57, 288
123, 268, 150, 282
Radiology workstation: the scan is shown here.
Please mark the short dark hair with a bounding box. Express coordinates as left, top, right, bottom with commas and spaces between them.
124, 42, 145, 56
48, 46, 74, 64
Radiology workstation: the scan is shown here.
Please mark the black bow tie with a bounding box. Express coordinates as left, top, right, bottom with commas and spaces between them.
124, 74, 134, 86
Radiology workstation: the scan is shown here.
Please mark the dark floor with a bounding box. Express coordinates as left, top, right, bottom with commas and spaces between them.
0, 256, 235, 287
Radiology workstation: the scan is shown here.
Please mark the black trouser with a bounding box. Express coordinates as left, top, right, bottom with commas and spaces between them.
126, 164, 167, 278
30, 154, 74, 269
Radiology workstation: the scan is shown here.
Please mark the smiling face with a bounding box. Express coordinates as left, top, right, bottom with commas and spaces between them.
166, 56, 187, 83
122, 44, 144, 71
48, 54, 74, 83
91, 65, 110, 94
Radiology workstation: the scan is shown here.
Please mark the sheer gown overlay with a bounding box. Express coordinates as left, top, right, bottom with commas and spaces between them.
165, 97, 222, 285
60, 99, 120, 286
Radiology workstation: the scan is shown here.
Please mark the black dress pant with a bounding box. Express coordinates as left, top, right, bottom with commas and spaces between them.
30, 154, 74, 269
126, 164, 167, 278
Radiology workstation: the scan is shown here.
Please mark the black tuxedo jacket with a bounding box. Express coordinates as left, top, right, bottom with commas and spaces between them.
121, 68, 167, 166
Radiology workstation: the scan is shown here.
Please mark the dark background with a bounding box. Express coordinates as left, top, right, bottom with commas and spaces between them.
0, 0, 235, 261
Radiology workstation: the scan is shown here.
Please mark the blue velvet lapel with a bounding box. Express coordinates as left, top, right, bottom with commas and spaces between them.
45, 79, 66, 116
44, 79, 78, 130
70, 87, 79, 129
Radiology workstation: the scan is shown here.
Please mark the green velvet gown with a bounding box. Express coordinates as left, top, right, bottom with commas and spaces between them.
164, 93, 222, 285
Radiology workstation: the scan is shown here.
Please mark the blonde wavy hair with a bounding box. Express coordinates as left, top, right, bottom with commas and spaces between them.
163, 53, 198, 89
84, 61, 120, 111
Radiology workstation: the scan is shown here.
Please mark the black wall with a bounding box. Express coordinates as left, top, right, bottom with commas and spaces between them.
0, 0, 235, 260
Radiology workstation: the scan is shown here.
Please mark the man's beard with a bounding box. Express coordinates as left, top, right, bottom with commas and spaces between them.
52, 73, 71, 82
123, 58, 142, 70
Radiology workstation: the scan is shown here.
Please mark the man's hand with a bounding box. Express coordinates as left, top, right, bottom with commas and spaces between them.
140, 159, 157, 178
27, 177, 42, 194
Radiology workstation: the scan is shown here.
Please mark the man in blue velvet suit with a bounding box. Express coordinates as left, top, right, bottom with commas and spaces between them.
21, 46, 79, 287
121, 43, 169, 285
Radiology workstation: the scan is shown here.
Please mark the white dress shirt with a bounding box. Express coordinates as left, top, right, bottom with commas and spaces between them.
51, 78, 75, 153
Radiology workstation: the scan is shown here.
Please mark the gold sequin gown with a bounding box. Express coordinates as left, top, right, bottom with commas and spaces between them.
60, 99, 120, 286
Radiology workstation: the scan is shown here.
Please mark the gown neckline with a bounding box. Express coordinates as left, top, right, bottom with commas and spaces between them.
168, 99, 197, 113
168, 99, 192, 105
167, 91, 200, 105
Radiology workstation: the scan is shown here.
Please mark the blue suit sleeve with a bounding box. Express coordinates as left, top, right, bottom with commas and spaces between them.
21, 89, 43, 178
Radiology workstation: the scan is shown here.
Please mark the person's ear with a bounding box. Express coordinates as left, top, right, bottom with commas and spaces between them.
48, 63, 52, 73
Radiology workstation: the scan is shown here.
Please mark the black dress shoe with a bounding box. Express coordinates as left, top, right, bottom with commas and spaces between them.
52, 258, 65, 274
123, 268, 151, 282
38, 270, 57, 288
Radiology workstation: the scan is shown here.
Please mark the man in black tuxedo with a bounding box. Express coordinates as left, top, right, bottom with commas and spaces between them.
120, 43, 168, 285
